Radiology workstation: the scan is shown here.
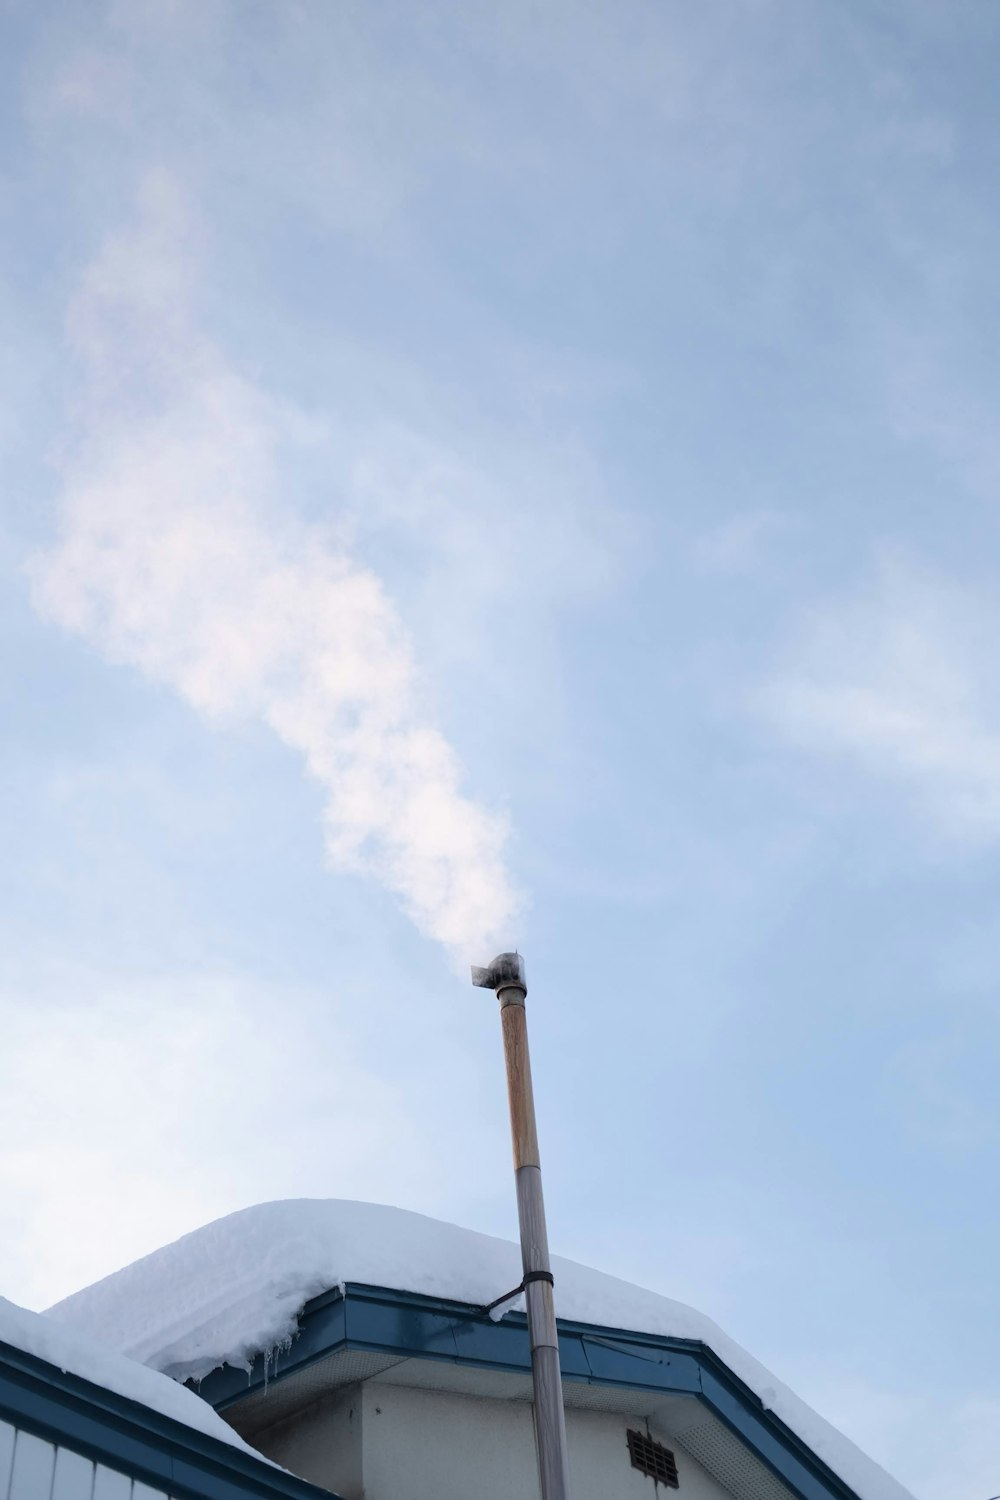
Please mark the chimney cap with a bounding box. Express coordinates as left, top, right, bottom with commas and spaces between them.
470, 951, 527, 994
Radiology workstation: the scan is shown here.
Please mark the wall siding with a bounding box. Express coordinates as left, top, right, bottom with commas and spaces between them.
253, 1379, 737, 1500
362, 1383, 736, 1500
0, 1419, 171, 1500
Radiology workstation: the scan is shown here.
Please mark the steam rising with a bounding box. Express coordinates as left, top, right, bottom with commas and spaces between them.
30, 175, 520, 960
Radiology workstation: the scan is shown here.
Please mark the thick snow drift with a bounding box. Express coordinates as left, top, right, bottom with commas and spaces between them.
0, 1294, 260, 1456
47, 1199, 913, 1500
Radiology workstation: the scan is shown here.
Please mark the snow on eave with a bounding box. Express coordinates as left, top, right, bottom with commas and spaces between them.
46, 1199, 916, 1500
0, 1294, 262, 1458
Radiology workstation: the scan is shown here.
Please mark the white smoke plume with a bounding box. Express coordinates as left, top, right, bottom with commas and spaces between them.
30, 173, 520, 961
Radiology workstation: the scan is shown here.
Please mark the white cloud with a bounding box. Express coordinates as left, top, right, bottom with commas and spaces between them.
29, 172, 521, 963
0, 971, 435, 1309
763, 556, 1000, 840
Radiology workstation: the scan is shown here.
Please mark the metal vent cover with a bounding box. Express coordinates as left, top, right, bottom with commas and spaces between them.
627, 1428, 680, 1488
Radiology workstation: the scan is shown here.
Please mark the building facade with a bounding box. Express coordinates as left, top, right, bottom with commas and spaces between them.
36, 1202, 914, 1500
197, 1282, 889, 1500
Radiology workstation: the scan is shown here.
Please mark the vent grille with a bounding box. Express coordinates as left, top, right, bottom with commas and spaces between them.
627, 1428, 679, 1488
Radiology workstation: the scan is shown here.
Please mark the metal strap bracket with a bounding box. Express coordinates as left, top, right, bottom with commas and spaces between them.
480, 1269, 554, 1317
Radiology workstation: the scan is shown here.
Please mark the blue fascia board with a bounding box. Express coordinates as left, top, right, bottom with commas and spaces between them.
196, 1286, 863, 1500
0, 1338, 340, 1500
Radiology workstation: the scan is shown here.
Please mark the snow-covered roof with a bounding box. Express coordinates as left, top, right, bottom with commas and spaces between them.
46, 1199, 914, 1500
0, 1293, 258, 1456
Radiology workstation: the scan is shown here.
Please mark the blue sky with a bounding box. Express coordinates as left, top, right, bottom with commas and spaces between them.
2, 3, 1000, 1496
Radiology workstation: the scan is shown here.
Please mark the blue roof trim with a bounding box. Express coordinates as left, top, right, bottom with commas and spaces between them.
196, 1285, 863, 1500
0, 1338, 341, 1500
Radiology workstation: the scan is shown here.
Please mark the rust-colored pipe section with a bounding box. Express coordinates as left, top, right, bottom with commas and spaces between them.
472, 953, 571, 1500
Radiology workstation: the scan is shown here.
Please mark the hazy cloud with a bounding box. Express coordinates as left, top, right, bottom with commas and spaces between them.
764, 556, 1000, 840
690, 509, 793, 577
0, 969, 434, 1309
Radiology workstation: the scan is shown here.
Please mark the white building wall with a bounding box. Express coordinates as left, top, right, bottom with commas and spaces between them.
0, 1418, 171, 1500
260, 1387, 365, 1500
251, 1381, 736, 1500
362, 1384, 734, 1500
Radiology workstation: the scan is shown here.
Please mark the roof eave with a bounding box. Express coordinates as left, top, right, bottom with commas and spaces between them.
0, 1337, 340, 1500
194, 1282, 866, 1500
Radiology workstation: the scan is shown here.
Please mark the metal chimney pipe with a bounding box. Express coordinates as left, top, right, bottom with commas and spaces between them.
472, 952, 572, 1500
